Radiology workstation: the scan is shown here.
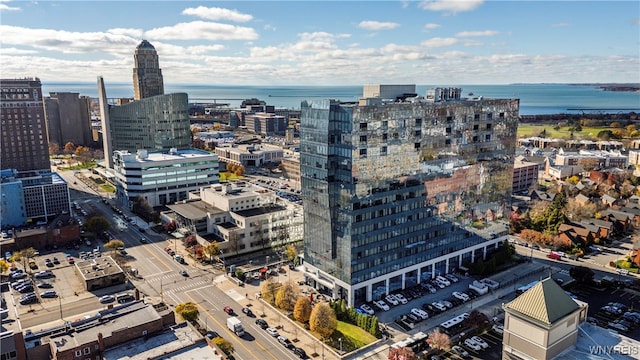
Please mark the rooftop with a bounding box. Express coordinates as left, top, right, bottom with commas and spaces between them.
505, 277, 581, 327
166, 200, 224, 220
75, 256, 124, 281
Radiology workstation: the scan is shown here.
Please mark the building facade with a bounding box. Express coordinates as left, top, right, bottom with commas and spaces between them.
214, 143, 284, 168
166, 182, 303, 256
502, 278, 587, 360
513, 157, 540, 193
0, 77, 50, 173
300, 86, 519, 306
106, 93, 192, 154
0, 169, 70, 228
133, 40, 164, 100
112, 148, 219, 209
43, 92, 93, 148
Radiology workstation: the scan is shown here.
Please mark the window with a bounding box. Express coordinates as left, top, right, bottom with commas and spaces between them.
474, 114, 480, 120
84, 347, 90, 355
486, 123, 492, 130
382, 133, 388, 141
415, 118, 422, 126
359, 123, 367, 130
414, 143, 421, 149
487, 113, 492, 119
359, 135, 367, 143
75, 350, 82, 357
381, 146, 387, 155
414, 130, 421, 137
359, 149, 367, 157
473, 124, 479, 130
485, 134, 491, 141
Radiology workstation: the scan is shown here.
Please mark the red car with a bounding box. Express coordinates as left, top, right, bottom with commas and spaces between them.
223, 306, 233, 315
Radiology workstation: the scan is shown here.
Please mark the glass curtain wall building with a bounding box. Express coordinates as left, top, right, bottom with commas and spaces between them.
300, 86, 519, 306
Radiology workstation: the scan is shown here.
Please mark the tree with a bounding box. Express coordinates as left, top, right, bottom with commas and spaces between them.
184, 235, 197, 247
461, 310, 490, 331
175, 302, 199, 323
85, 216, 110, 233
0, 259, 9, 274
293, 296, 312, 323
64, 141, 76, 155
387, 347, 417, 360
104, 239, 125, 253
426, 328, 451, 352
49, 142, 60, 156
204, 242, 220, 262
284, 244, 298, 261
163, 220, 177, 233
74, 146, 91, 164
234, 165, 245, 176
309, 302, 337, 340
261, 277, 280, 304
213, 337, 234, 355
17, 248, 36, 272
275, 282, 300, 312
569, 266, 595, 284
228, 231, 240, 255
132, 196, 155, 222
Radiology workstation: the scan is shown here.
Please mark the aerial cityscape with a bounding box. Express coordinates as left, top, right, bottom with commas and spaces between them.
1, 1, 640, 360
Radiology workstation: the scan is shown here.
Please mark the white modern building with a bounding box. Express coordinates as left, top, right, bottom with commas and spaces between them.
166, 181, 303, 255
214, 143, 284, 168
112, 148, 219, 208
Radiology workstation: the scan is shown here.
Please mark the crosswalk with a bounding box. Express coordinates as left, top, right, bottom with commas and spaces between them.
163, 280, 212, 294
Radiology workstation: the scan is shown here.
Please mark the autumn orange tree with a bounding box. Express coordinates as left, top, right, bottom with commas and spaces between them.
388, 347, 417, 360
309, 302, 337, 340
293, 296, 312, 323
426, 328, 451, 352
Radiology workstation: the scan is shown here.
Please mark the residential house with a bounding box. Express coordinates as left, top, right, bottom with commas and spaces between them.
557, 223, 595, 247
580, 218, 613, 241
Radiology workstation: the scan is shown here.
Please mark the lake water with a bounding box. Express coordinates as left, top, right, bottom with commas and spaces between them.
41, 82, 640, 116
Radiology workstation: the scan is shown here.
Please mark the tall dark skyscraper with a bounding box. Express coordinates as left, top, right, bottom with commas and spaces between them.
132, 40, 164, 100
0, 77, 51, 172
300, 85, 519, 307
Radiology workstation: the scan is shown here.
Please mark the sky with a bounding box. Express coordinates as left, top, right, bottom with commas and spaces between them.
1, 0, 639, 86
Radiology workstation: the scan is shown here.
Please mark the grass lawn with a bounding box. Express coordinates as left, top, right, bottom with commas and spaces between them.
321, 321, 377, 353
517, 125, 611, 140
219, 172, 244, 182
100, 183, 116, 193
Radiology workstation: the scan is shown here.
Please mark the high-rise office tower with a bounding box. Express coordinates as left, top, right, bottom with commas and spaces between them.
0, 78, 50, 172
132, 40, 164, 100
300, 85, 519, 306
44, 92, 93, 148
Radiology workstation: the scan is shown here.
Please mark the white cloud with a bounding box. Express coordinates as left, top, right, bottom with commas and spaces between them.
0, 1, 20, 12
181, 6, 253, 22
358, 21, 400, 31
0, 25, 138, 55
551, 23, 570, 28
144, 21, 258, 41
421, 37, 459, 48
264, 24, 276, 31
423, 23, 441, 31
107, 28, 144, 38
456, 30, 498, 37
419, 0, 484, 13
0, 47, 37, 55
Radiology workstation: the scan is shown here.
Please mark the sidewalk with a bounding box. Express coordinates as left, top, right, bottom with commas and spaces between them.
213, 267, 341, 360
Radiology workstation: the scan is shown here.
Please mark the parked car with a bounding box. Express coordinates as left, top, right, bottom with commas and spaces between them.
464, 338, 482, 351
40, 290, 57, 298
471, 336, 489, 349
223, 306, 234, 315
445, 274, 459, 283
394, 293, 408, 304
422, 283, 437, 293
255, 319, 269, 329
36, 282, 53, 288
432, 302, 447, 312
34, 270, 54, 279
242, 307, 253, 316
411, 308, 429, 320
385, 294, 399, 306
374, 300, 390, 311
266, 327, 279, 337
492, 324, 504, 334
293, 347, 307, 359
11, 272, 28, 279
99, 295, 115, 304
452, 345, 470, 358
359, 304, 375, 315
52, 257, 60, 264
453, 291, 470, 302
277, 335, 294, 349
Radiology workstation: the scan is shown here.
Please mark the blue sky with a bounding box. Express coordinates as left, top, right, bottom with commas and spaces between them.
1, 0, 639, 85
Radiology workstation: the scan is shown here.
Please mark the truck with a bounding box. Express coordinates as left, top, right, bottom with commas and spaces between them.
227, 317, 244, 336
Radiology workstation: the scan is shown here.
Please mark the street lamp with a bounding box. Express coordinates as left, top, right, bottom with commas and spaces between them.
339, 338, 343, 353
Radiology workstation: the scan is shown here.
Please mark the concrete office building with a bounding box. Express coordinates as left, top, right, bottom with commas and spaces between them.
0, 169, 70, 227
0, 77, 50, 173
112, 148, 219, 208
133, 40, 164, 100
43, 92, 93, 148
300, 85, 519, 306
